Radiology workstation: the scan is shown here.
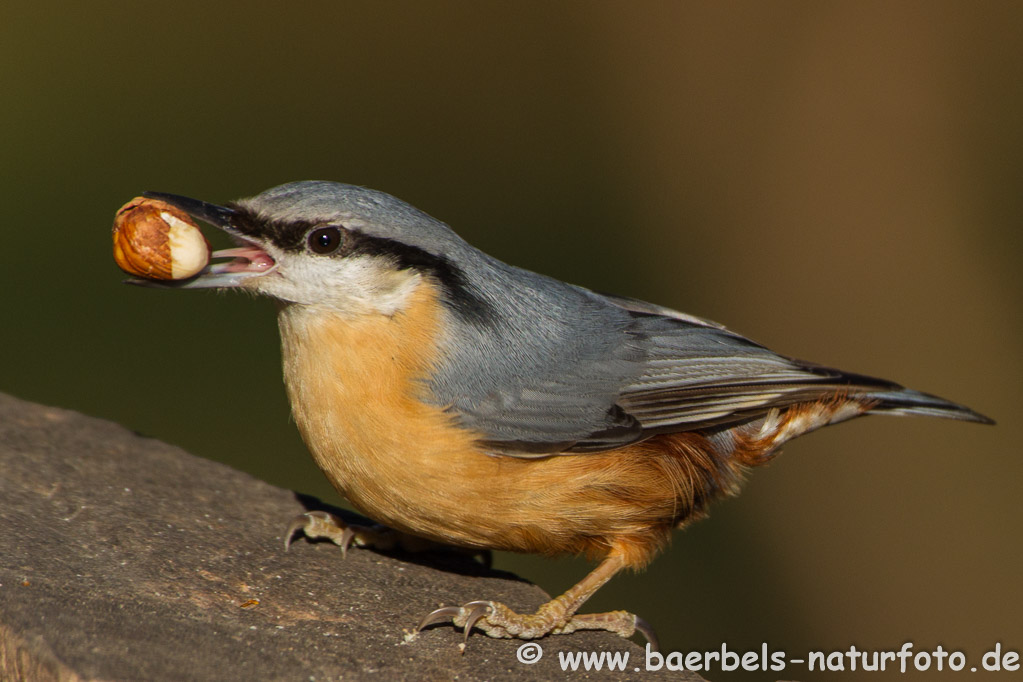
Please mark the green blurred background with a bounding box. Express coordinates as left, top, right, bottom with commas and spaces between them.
2, 2, 1020, 679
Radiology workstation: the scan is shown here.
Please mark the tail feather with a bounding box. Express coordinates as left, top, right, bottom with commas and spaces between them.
719, 383, 992, 468
860, 387, 994, 425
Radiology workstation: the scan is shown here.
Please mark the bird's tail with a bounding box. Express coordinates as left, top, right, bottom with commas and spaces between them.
858, 386, 994, 425
721, 381, 992, 468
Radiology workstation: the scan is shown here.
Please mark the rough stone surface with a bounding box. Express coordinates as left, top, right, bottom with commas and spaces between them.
0, 393, 702, 681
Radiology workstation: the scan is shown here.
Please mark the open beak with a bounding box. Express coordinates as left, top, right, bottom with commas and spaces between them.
126, 192, 277, 289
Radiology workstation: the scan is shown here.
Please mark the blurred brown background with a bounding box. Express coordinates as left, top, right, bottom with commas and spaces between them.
1, 2, 1019, 680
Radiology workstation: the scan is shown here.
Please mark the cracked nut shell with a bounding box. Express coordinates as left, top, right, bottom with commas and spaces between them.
112, 197, 210, 280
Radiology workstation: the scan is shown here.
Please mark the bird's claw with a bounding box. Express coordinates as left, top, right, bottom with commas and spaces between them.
461, 602, 492, 643
284, 510, 361, 557
286, 510, 445, 558
284, 511, 493, 566
632, 615, 660, 652
417, 600, 499, 648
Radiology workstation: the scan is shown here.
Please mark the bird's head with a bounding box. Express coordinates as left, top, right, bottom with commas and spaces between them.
138, 181, 480, 318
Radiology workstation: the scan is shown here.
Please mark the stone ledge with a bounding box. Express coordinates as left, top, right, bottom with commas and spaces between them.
0, 393, 701, 681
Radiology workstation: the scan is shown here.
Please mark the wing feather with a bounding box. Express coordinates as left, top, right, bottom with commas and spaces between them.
433, 277, 984, 458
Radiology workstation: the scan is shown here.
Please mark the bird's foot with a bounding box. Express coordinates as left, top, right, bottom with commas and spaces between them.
283, 510, 491, 565
416, 599, 659, 650
284, 510, 384, 557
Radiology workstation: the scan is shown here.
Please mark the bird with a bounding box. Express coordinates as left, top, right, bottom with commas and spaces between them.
132, 181, 992, 649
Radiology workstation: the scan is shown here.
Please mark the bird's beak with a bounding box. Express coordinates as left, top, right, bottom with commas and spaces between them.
126, 192, 277, 289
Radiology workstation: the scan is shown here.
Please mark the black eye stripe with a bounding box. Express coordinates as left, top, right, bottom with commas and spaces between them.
226, 207, 498, 325
307, 226, 343, 254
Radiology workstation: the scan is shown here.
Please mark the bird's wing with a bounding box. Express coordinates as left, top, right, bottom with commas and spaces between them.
614, 313, 990, 432
439, 289, 887, 456
438, 304, 649, 456
435, 276, 986, 458
611, 314, 880, 432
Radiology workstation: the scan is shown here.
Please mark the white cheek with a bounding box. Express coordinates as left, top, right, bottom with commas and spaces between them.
249, 252, 422, 316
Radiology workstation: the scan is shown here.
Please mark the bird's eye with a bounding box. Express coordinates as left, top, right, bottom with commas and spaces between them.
307, 226, 343, 255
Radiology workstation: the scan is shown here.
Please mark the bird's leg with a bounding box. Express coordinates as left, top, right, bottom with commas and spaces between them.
284, 510, 490, 564
417, 551, 658, 648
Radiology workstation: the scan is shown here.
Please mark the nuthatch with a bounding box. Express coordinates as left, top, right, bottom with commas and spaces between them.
133, 181, 992, 648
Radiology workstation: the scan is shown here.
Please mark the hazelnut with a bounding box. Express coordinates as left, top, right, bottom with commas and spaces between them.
112, 197, 211, 280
